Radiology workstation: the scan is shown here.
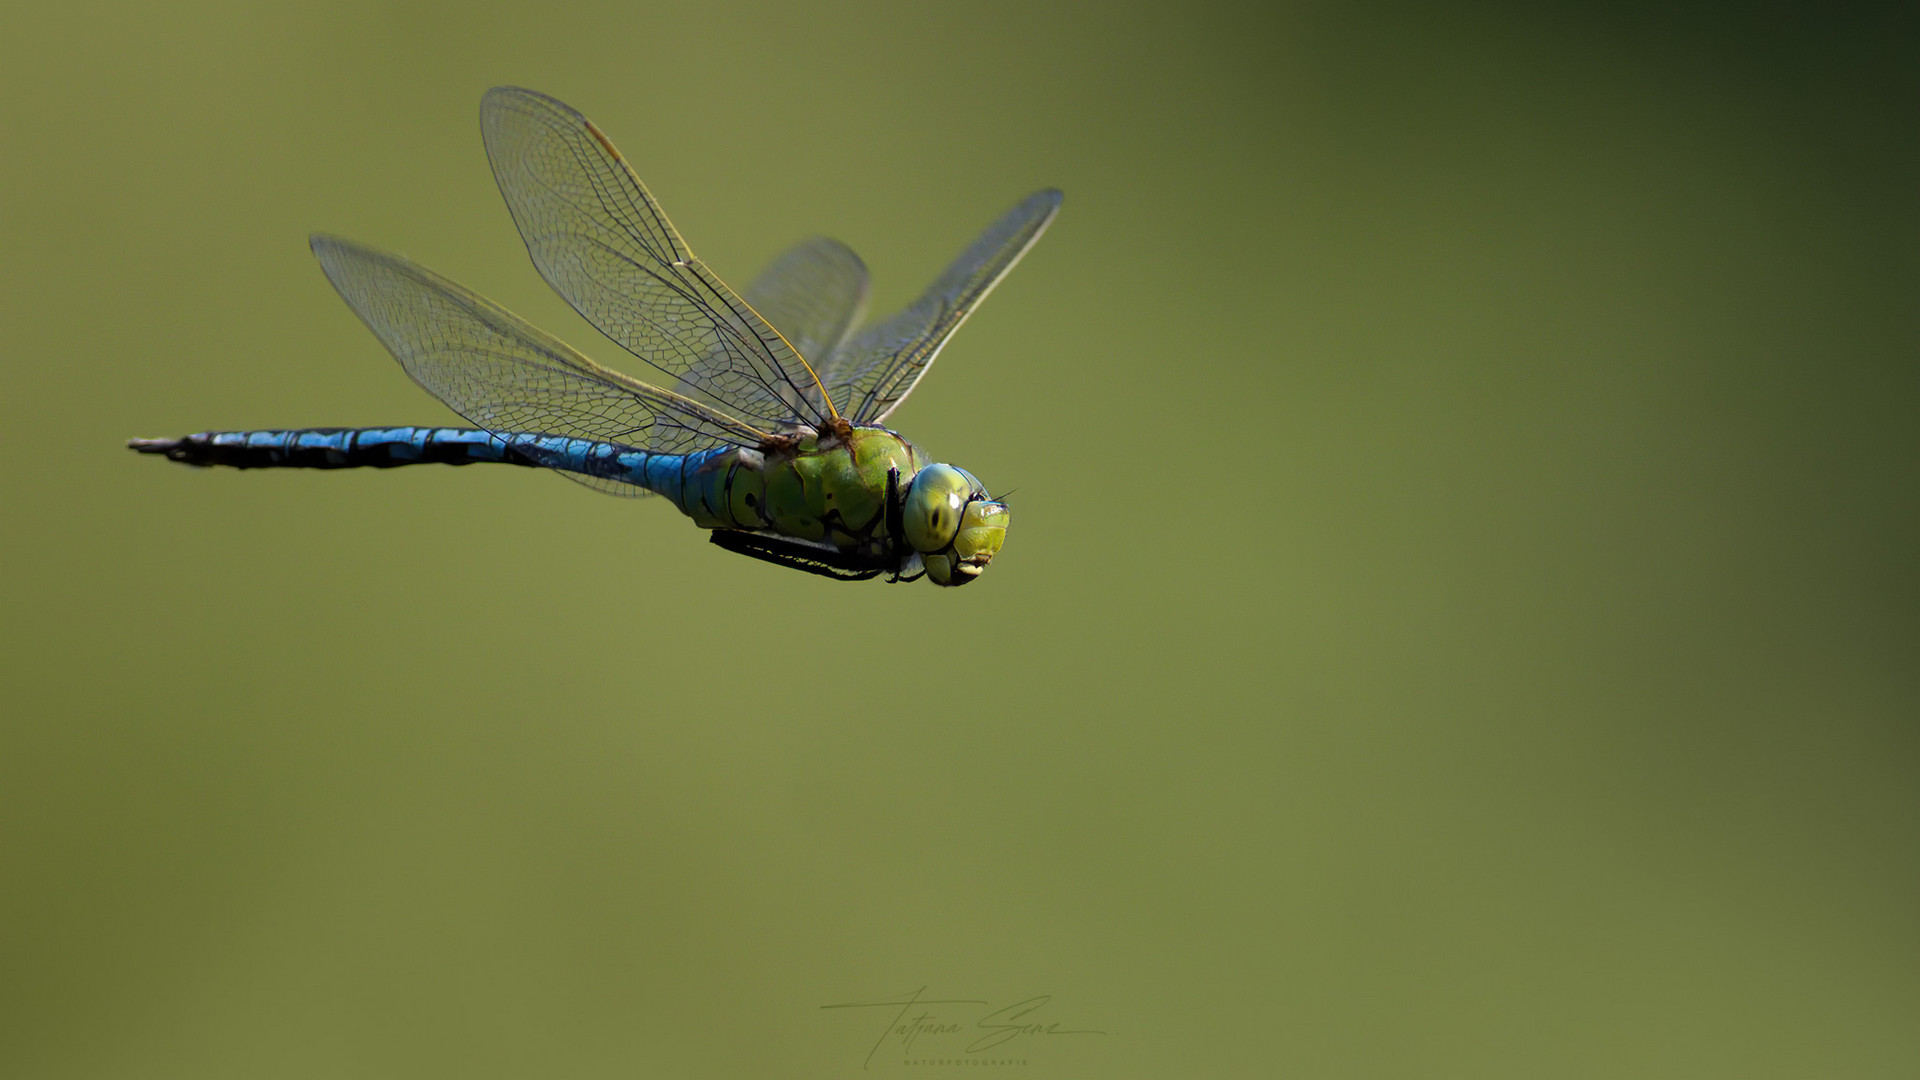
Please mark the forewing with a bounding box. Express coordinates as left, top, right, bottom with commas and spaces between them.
309, 236, 769, 496
825, 189, 1062, 423
676, 237, 868, 418
479, 87, 832, 434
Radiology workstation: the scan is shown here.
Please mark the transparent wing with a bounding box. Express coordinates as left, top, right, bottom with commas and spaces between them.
676, 237, 868, 419
744, 237, 870, 362
309, 235, 769, 497
479, 86, 834, 435
824, 189, 1062, 423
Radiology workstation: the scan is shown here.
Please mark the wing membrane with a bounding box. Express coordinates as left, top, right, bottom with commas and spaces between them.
678, 237, 868, 418
825, 189, 1062, 423
309, 235, 769, 495
479, 86, 833, 434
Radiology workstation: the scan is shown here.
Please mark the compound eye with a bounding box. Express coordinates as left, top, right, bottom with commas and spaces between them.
952, 466, 986, 499
904, 464, 971, 553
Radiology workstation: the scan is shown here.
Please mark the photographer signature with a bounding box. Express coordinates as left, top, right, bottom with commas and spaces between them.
822, 986, 1106, 1068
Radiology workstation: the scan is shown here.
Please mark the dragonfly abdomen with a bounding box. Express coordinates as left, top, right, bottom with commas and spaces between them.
126, 426, 683, 485
126, 427, 557, 470
128, 426, 761, 517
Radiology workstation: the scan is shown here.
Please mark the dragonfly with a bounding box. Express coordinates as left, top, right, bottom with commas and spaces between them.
131, 87, 1061, 586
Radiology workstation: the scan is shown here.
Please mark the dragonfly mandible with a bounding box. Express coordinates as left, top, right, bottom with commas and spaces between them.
131, 87, 1061, 586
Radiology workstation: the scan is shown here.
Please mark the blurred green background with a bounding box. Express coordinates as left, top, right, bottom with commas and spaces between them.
3, 1, 1914, 1076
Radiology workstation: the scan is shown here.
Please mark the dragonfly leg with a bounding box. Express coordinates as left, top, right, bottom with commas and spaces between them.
707, 531, 886, 581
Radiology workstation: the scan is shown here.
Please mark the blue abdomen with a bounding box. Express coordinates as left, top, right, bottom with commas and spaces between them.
130, 426, 751, 520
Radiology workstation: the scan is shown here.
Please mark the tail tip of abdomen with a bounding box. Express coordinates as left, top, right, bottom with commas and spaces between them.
128, 436, 195, 462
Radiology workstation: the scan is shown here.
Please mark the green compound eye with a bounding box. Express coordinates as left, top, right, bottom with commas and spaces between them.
903, 464, 973, 553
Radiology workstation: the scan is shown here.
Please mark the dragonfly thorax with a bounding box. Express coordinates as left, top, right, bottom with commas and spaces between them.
676, 425, 1008, 585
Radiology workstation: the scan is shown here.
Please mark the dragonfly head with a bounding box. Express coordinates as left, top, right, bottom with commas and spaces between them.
902, 463, 1009, 587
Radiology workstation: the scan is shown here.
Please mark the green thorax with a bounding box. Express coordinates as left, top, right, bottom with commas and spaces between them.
674, 425, 931, 555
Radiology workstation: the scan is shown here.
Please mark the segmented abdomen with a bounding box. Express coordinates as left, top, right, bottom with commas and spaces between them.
129, 427, 561, 470
129, 426, 760, 522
